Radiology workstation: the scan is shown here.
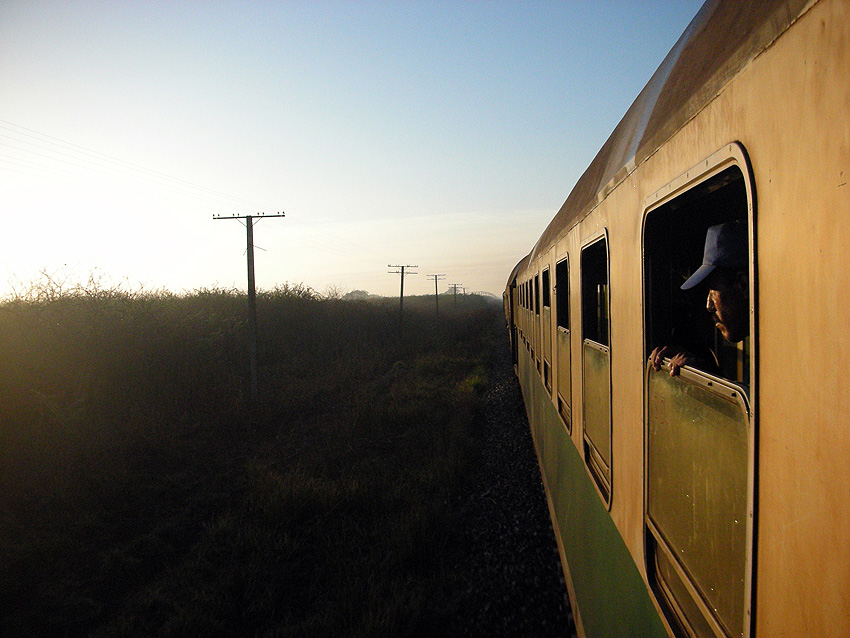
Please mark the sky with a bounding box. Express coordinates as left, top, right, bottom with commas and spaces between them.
1, 0, 703, 299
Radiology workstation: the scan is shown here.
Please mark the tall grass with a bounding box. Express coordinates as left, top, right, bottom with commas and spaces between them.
0, 275, 504, 637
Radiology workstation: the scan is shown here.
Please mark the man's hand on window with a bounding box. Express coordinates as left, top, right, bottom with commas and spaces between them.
650, 346, 696, 377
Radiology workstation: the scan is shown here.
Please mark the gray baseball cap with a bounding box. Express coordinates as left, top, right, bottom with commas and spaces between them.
681, 221, 748, 290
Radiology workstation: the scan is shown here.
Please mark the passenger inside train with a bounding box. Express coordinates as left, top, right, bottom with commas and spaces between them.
643, 166, 751, 387
650, 220, 749, 382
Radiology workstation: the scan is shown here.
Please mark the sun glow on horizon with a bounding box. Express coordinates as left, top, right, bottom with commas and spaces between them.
1, 1, 703, 299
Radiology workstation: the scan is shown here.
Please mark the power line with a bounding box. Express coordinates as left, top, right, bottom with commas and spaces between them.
283, 216, 396, 265
0, 121, 403, 270
0, 120, 271, 210
0, 121, 455, 289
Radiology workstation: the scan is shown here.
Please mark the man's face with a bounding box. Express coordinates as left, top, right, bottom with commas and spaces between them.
706, 269, 749, 343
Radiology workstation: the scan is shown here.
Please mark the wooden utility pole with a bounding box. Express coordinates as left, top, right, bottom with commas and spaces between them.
388, 264, 417, 330
450, 283, 463, 308
427, 274, 445, 316
214, 212, 285, 408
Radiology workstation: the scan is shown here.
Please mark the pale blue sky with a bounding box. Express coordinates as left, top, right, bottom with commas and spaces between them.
1, 0, 703, 297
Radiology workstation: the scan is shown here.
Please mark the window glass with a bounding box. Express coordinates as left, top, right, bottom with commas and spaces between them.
646, 371, 749, 638
542, 268, 551, 308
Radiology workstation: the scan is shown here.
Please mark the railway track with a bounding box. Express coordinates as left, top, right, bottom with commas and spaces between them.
449, 342, 575, 637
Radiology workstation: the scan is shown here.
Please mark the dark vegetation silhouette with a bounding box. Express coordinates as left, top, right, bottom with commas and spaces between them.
0, 275, 503, 637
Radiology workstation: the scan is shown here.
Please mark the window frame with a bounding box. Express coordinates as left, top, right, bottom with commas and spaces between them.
555, 257, 570, 332
534, 274, 540, 317
641, 142, 757, 638
555, 255, 572, 431
580, 230, 612, 507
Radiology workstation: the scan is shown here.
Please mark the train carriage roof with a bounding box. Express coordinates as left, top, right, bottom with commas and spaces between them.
506, 253, 531, 288
529, 0, 812, 262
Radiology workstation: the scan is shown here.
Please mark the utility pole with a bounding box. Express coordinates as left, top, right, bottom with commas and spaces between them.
388, 264, 417, 331
450, 283, 463, 308
427, 274, 445, 316
214, 211, 285, 408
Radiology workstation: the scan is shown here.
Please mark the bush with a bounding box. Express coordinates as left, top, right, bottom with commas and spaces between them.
0, 275, 505, 637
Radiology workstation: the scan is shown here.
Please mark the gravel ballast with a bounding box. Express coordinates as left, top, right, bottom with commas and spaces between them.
448, 343, 577, 637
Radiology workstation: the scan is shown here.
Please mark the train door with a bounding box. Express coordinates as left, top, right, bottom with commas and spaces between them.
581, 234, 611, 505
642, 145, 756, 638
555, 256, 571, 430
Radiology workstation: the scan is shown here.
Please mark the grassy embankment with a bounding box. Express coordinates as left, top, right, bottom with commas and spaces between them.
0, 276, 505, 637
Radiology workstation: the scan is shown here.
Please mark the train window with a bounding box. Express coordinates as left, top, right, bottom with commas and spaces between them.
643, 153, 755, 638
555, 257, 571, 430
582, 241, 609, 347
534, 274, 540, 316
581, 236, 611, 504
555, 258, 569, 331
542, 267, 553, 392
534, 277, 542, 370
644, 166, 751, 385
540, 268, 552, 395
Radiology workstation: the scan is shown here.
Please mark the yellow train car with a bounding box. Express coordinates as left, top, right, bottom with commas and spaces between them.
504, 1, 849, 636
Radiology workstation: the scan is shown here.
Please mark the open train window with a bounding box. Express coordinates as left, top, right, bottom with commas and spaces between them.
555, 257, 572, 430
644, 166, 751, 386
556, 259, 569, 331
581, 235, 611, 505
542, 268, 551, 308
643, 146, 756, 638
534, 274, 540, 316
582, 241, 609, 348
